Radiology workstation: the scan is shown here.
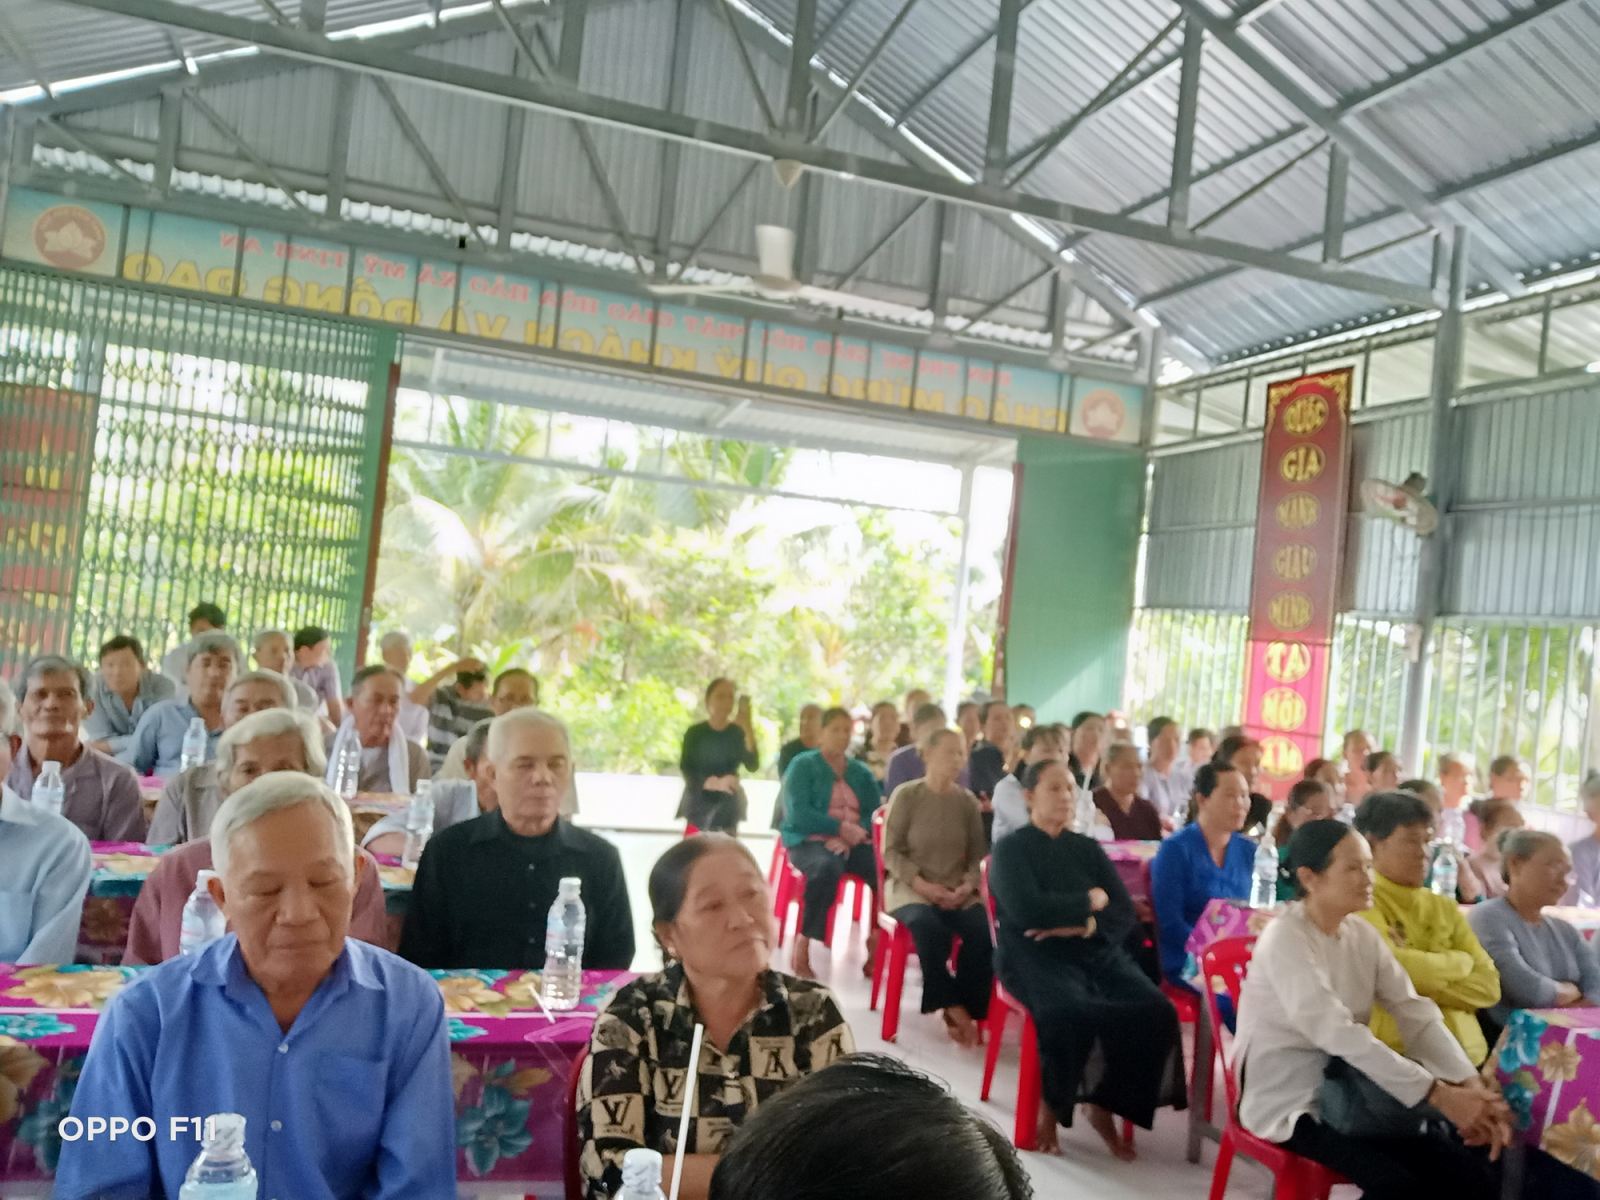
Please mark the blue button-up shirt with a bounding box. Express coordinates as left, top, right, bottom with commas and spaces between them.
55, 935, 454, 1200
0, 785, 92, 963
1149, 821, 1257, 985
83, 671, 176, 757
117, 699, 221, 779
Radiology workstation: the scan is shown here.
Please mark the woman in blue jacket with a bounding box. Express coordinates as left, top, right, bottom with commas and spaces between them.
781, 707, 881, 978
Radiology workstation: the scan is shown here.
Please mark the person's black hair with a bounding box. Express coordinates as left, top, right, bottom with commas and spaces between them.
911, 702, 946, 727
1019, 722, 1064, 753
648, 833, 761, 960
1212, 734, 1258, 767
456, 668, 488, 688
292, 625, 328, 651
1363, 749, 1396, 775
1303, 756, 1334, 781
19, 655, 92, 698
1147, 715, 1177, 743
979, 699, 1011, 722
1283, 819, 1356, 899
1069, 710, 1100, 729
1193, 761, 1242, 798
956, 700, 978, 717
1187, 727, 1214, 745
1353, 790, 1433, 841
1021, 757, 1067, 792
98, 634, 146, 663
1398, 778, 1436, 796
349, 663, 394, 693
1273, 778, 1330, 845
1469, 796, 1522, 834
705, 677, 734, 703
462, 718, 493, 765
188, 602, 226, 629
708, 1054, 1033, 1200
820, 705, 852, 729
491, 667, 538, 700
1488, 754, 1523, 778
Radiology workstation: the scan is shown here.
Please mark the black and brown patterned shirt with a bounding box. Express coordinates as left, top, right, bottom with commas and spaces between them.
576, 965, 854, 1199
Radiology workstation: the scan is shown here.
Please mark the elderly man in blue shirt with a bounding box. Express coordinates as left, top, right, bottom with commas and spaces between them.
0, 683, 93, 963
120, 632, 240, 778
56, 772, 454, 1199
1149, 761, 1257, 988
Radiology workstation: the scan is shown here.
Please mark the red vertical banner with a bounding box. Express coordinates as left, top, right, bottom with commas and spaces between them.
0, 386, 99, 674
1242, 369, 1352, 799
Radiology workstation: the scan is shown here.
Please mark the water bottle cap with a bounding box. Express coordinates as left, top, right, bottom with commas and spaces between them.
41, 760, 61, 773
203, 1112, 246, 1148
196, 870, 219, 886
621, 1148, 663, 1192
558, 876, 582, 897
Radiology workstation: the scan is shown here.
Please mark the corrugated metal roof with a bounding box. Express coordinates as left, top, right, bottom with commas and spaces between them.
6, 0, 1600, 366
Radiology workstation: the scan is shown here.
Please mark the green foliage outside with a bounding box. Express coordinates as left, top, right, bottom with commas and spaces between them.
372, 398, 998, 775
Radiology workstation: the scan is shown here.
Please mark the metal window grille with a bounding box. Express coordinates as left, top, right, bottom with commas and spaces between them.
0, 265, 394, 682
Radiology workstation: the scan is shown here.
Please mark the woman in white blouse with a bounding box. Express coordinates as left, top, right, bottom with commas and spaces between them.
1235, 819, 1511, 1199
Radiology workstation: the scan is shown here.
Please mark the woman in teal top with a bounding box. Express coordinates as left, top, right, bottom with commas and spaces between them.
780, 707, 880, 978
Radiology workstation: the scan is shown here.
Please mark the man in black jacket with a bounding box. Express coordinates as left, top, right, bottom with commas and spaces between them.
399, 708, 634, 970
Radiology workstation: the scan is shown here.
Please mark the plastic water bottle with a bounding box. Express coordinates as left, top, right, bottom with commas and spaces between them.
1073, 785, 1098, 837
1439, 806, 1467, 848
179, 870, 226, 956
1431, 840, 1460, 899
335, 739, 361, 802
620, 1148, 667, 1200
401, 782, 434, 871
178, 1112, 258, 1200
32, 761, 65, 817
1250, 832, 1279, 909
1336, 800, 1357, 825
542, 877, 585, 1011
180, 716, 209, 772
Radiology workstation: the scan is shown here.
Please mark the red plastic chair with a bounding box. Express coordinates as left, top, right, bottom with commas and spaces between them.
772, 841, 875, 949
563, 1045, 587, 1200
1199, 937, 1344, 1200
977, 858, 1131, 1151
868, 807, 918, 1040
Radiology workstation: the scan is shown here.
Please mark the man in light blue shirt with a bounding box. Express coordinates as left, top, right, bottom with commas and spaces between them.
1149, 762, 1257, 987
0, 683, 93, 963
56, 773, 454, 1199
83, 635, 175, 757
120, 632, 239, 778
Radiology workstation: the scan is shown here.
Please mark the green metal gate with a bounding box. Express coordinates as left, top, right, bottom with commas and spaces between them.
0, 264, 395, 683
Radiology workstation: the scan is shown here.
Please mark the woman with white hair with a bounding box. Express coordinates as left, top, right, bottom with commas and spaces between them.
125, 714, 389, 963
1566, 771, 1600, 904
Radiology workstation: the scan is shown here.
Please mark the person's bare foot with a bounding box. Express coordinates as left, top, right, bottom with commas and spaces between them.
863, 929, 878, 978
791, 936, 816, 979
942, 1007, 979, 1047
1036, 1104, 1063, 1156
1086, 1105, 1136, 1161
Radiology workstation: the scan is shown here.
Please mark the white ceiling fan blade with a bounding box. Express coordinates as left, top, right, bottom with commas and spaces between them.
755, 224, 797, 282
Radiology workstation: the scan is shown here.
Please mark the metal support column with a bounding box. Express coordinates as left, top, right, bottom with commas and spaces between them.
1397, 226, 1469, 773
1169, 16, 1203, 233
945, 463, 976, 714
983, 0, 1022, 185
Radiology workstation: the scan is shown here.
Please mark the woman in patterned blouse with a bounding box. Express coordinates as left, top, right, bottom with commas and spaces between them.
576, 835, 855, 1200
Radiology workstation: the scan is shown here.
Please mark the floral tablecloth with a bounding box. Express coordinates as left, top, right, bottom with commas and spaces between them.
0, 963, 631, 1185
1494, 1007, 1600, 1180
78, 843, 416, 966
1105, 840, 1159, 905
1181, 897, 1273, 983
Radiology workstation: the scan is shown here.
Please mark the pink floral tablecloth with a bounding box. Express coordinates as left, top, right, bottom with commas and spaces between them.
1105, 840, 1159, 906
77, 843, 416, 966
1182, 898, 1274, 983
0, 963, 631, 1185
1494, 1007, 1600, 1180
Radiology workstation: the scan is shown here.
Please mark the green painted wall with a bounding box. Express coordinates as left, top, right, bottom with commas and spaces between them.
1002, 435, 1145, 719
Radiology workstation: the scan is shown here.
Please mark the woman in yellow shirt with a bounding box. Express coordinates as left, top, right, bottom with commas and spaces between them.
1352, 791, 1501, 1065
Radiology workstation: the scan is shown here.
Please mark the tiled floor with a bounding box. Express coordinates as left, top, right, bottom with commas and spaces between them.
610, 830, 1275, 1200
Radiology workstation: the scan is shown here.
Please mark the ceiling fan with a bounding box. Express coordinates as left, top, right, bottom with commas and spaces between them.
648, 223, 868, 311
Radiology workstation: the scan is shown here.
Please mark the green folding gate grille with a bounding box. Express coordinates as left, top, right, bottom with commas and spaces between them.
0, 264, 394, 683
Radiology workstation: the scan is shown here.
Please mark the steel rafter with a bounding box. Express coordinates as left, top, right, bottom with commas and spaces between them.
34, 0, 1437, 307
1173, 0, 1528, 297
368, 77, 490, 249
983, 0, 1023, 185
1167, 15, 1203, 233
812, 0, 923, 145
